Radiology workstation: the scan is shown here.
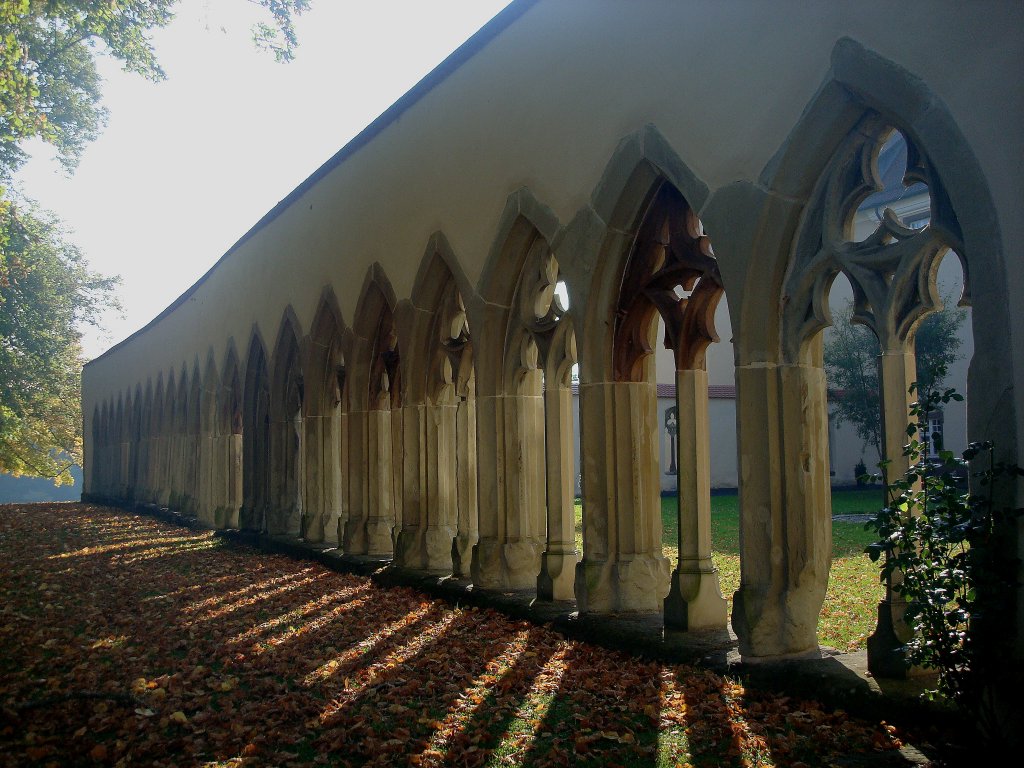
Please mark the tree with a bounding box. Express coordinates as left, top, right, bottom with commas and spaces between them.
1, 0, 311, 187
824, 297, 967, 461
0, 0, 310, 481
0, 200, 118, 482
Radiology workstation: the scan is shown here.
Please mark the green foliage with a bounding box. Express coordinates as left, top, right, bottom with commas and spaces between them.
825, 297, 966, 460
0, 0, 309, 482
0, 0, 311, 184
0, 1, 174, 184
251, 0, 313, 63
865, 381, 1023, 737
0, 199, 118, 482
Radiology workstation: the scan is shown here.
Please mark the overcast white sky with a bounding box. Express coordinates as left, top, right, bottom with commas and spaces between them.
14, 0, 513, 359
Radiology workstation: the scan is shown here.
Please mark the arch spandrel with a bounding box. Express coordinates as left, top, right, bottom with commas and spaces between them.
411, 232, 475, 315
590, 125, 711, 236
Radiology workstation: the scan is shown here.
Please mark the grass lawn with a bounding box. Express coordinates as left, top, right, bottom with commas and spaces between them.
574, 488, 885, 651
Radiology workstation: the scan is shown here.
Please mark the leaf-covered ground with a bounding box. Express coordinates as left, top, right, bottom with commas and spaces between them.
1, 503, 908, 767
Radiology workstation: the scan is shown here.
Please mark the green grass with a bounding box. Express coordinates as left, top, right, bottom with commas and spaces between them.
573, 489, 884, 651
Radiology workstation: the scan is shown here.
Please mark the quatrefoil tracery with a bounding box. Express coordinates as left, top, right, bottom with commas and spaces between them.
509, 239, 576, 389
432, 282, 473, 402
783, 118, 966, 361
613, 183, 723, 382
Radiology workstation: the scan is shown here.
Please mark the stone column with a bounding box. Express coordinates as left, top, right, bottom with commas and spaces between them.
453, 392, 478, 578
731, 361, 831, 660
472, 384, 545, 590
664, 368, 727, 630
501, 386, 546, 589
320, 412, 343, 546
227, 432, 242, 528
329, 411, 346, 547
198, 424, 215, 526
867, 345, 918, 676
471, 393, 506, 587
537, 383, 578, 600
302, 414, 324, 541
575, 380, 671, 613
207, 434, 224, 528
365, 406, 395, 556
395, 404, 427, 569
422, 400, 458, 573
343, 407, 369, 554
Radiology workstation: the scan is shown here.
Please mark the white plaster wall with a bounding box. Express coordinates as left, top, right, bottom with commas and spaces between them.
83, 0, 1023, 483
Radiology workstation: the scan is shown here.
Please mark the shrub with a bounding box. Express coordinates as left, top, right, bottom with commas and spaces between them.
865, 380, 1022, 743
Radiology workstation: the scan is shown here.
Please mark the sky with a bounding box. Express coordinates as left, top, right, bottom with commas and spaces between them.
15, 0, 514, 360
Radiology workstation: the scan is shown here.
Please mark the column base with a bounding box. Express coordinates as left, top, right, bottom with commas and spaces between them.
575, 554, 670, 613
334, 514, 349, 554
301, 512, 325, 543
394, 527, 425, 569
732, 583, 823, 658
423, 526, 457, 574
365, 516, 394, 557
343, 517, 364, 555
471, 536, 542, 590
537, 547, 579, 601
867, 599, 919, 678
664, 566, 728, 631
452, 532, 477, 579
238, 505, 261, 532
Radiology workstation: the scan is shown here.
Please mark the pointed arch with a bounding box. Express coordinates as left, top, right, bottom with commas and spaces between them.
267, 306, 305, 536
114, 394, 126, 498
472, 193, 579, 596
700, 37, 1015, 664
167, 365, 188, 510
347, 264, 402, 557
151, 373, 168, 505
220, 340, 242, 435
394, 236, 478, 574
304, 287, 348, 544
217, 340, 243, 528
128, 383, 143, 501
140, 379, 154, 503
179, 364, 202, 514
197, 351, 220, 525
242, 329, 271, 531
576, 137, 728, 618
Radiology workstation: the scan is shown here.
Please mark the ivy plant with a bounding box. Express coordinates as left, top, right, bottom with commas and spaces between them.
865, 375, 1022, 741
